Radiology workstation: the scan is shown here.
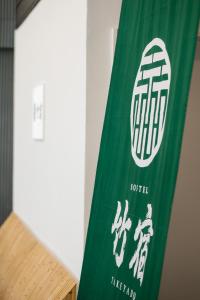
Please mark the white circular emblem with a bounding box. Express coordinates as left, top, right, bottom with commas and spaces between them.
130, 38, 171, 168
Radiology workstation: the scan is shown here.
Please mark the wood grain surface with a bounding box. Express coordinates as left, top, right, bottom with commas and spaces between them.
0, 213, 76, 300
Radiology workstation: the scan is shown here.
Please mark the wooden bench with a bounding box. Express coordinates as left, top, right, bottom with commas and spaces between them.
0, 213, 76, 300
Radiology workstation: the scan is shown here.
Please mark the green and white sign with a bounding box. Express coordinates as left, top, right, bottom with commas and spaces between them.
78, 1, 200, 300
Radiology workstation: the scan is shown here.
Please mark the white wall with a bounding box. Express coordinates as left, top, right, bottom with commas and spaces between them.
14, 0, 87, 279
14, 0, 122, 280
85, 0, 122, 235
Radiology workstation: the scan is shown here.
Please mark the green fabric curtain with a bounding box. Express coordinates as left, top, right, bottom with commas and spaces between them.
78, 1, 200, 300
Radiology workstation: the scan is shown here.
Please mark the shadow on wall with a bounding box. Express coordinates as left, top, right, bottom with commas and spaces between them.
159, 39, 200, 300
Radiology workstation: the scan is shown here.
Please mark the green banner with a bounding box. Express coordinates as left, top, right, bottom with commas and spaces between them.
78, 1, 200, 300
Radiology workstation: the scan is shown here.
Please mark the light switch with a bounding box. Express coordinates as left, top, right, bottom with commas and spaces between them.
32, 84, 45, 141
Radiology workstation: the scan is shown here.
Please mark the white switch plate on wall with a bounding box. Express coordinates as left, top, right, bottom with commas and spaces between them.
32, 84, 45, 141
